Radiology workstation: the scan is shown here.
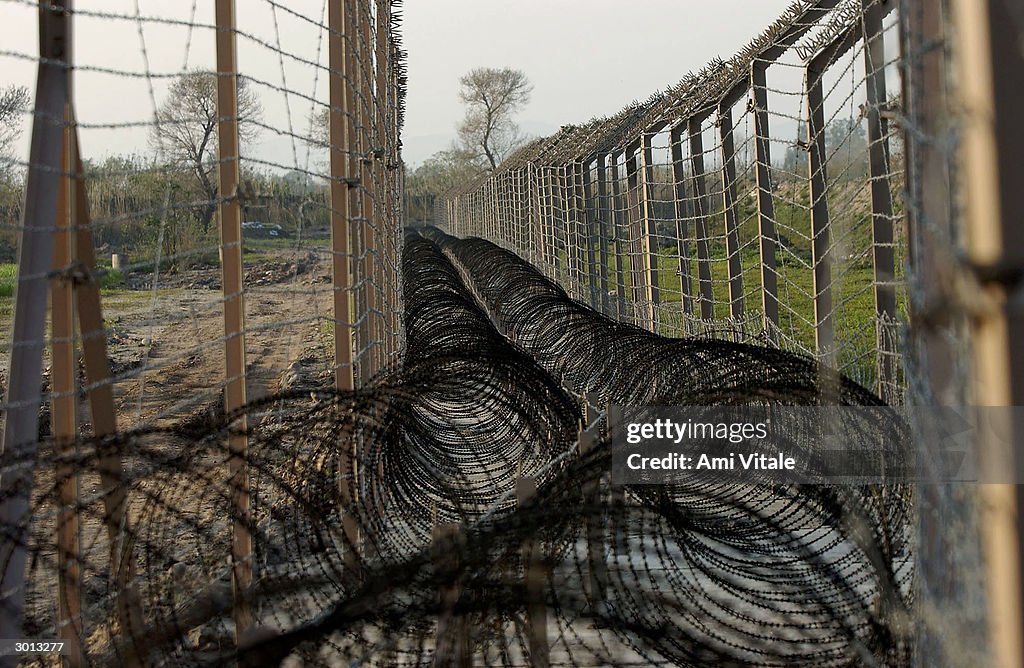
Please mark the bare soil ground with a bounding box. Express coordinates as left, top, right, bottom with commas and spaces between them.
105, 243, 333, 428
4, 244, 341, 655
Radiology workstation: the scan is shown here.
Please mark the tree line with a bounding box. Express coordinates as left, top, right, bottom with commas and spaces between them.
0, 69, 894, 264
0, 74, 328, 268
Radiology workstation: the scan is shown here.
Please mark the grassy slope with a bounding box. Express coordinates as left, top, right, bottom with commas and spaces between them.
550, 174, 908, 388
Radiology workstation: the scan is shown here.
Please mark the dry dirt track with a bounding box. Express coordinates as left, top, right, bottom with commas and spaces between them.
104, 248, 335, 432
10, 246, 341, 646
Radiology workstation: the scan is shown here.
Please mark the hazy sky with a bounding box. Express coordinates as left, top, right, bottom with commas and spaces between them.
399, 0, 794, 164
0, 1, 834, 169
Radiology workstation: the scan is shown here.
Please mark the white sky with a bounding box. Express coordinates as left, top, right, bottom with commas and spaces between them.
0, 0, 893, 170
399, 0, 794, 163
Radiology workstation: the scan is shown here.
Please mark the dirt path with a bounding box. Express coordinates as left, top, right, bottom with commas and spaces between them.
107, 248, 335, 432
14, 246, 341, 643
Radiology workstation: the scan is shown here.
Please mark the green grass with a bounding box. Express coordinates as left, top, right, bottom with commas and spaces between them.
0, 262, 165, 329
319, 318, 350, 361
0, 262, 123, 295
551, 179, 902, 390
99, 269, 125, 290
0, 265, 14, 326
0, 263, 16, 299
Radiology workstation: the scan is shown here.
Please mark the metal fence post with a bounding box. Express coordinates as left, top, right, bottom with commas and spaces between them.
494, 176, 501, 241
213, 0, 254, 640
862, 0, 898, 400
544, 166, 557, 275
519, 168, 529, 256
362, 0, 382, 377
329, 0, 361, 574
485, 178, 493, 239
560, 164, 580, 297
0, 1, 68, 645
556, 165, 571, 288
493, 177, 500, 240
509, 171, 517, 247
594, 155, 612, 315
478, 190, 484, 238
492, 177, 500, 240
504, 172, 513, 248
750, 62, 779, 343
53, 107, 83, 667
529, 164, 542, 266
372, 0, 392, 373
805, 51, 836, 366
952, 0, 1024, 665
581, 160, 602, 309
331, 0, 356, 391
521, 168, 528, 253
582, 161, 595, 306
669, 125, 695, 326
346, 0, 369, 386
573, 162, 589, 305
506, 172, 515, 247
378, 0, 399, 365
639, 134, 661, 330
485, 179, 493, 240
687, 118, 716, 322
717, 103, 745, 326
624, 150, 646, 323
503, 171, 512, 246
608, 153, 628, 320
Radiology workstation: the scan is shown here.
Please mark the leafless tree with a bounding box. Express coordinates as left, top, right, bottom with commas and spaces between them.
0, 85, 30, 179
457, 67, 532, 170
150, 70, 262, 233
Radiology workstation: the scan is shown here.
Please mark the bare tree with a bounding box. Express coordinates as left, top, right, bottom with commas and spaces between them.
0, 85, 30, 179
150, 70, 262, 233
457, 67, 532, 170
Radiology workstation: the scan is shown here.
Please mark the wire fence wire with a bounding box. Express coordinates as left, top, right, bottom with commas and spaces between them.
0, 222, 916, 666
0, 0, 1018, 665
442, 0, 906, 405
437, 0, 1020, 665
0, 0, 406, 662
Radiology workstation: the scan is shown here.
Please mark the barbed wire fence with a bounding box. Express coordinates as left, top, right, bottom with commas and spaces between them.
0, 0, 406, 662
0, 1, 920, 663
0, 0, 1020, 665
437, 0, 1024, 664
442, 0, 906, 404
